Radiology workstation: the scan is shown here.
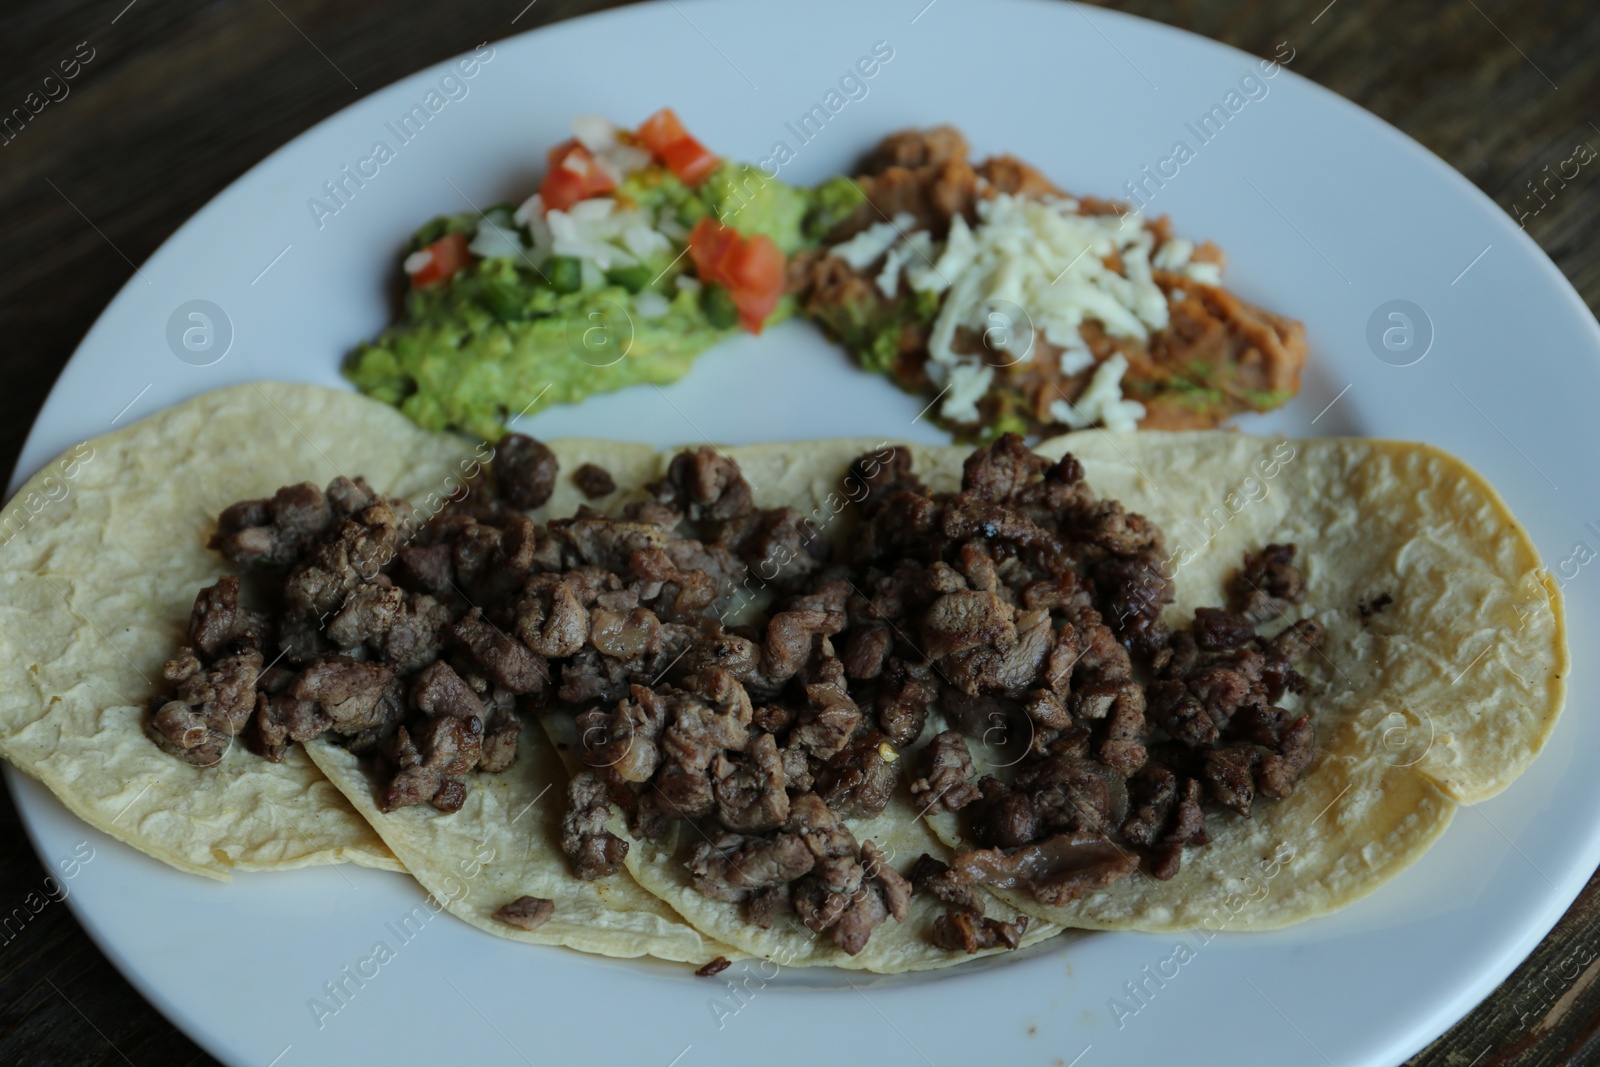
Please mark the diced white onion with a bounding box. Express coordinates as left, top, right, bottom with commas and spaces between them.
571, 114, 617, 152
403, 249, 432, 275
633, 290, 671, 318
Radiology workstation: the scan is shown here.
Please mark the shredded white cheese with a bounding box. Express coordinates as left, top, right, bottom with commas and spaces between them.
829, 214, 916, 269
1048, 354, 1145, 431
821, 190, 1221, 429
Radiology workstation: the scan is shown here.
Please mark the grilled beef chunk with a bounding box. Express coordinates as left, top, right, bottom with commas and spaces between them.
492, 896, 553, 931
932, 910, 1030, 953
561, 771, 629, 880
573, 463, 617, 499
493, 433, 559, 510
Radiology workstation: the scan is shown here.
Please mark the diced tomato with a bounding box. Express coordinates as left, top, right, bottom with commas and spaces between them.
687, 218, 786, 334
657, 136, 720, 185
722, 234, 783, 293
539, 139, 618, 213
636, 107, 720, 186
687, 216, 739, 279
407, 232, 471, 288
636, 108, 690, 154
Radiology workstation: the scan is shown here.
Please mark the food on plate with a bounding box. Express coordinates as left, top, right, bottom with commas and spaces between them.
0, 383, 1563, 968
911, 432, 1564, 930
800, 127, 1308, 437
345, 115, 1307, 442
0, 386, 413, 878
345, 109, 819, 440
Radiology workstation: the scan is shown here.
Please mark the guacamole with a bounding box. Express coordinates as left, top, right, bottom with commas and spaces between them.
345, 160, 822, 440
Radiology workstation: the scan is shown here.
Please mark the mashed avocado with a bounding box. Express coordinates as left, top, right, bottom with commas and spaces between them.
346, 161, 825, 439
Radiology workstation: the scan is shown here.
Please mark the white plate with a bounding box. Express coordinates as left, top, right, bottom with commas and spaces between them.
8, 2, 1597, 1065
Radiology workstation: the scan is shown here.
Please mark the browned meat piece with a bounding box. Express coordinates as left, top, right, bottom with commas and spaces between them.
908, 729, 983, 814
381, 715, 483, 812
561, 771, 628, 880
1191, 607, 1257, 651
1098, 686, 1148, 775
762, 608, 845, 681
651, 447, 753, 524
921, 590, 1015, 660
375, 592, 452, 673
1121, 763, 1178, 847
493, 433, 559, 510
291, 657, 396, 733
492, 896, 553, 931
187, 576, 270, 658
282, 501, 406, 621
1234, 543, 1304, 621
589, 606, 663, 661
695, 956, 733, 978
724, 506, 825, 586
841, 626, 893, 680
652, 758, 717, 820
1256, 713, 1314, 798
1187, 649, 1266, 733
932, 910, 1029, 953
860, 840, 911, 922
951, 833, 1138, 905
814, 732, 897, 817
396, 543, 455, 598
908, 853, 985, 914
411, 660, 484, 719
557, 647, 634, 706
688, 831, 815, 901
146, 646, 265, 765
1146, 679, 1217, 747
848, 446, 925, 514
788, 683, 862, 762
1149, 775, 1210, 880
573, 463, 616, 499
1087, 556, 1167, 656
962, 434, 1051, 503
1017, 754, 1129, 837
452, 608, 546, 694
1202, 744, 1259, 816
969, 777, 1036, 848
507, 573, 588, 660
874, 670, 935, 747
943, 607, 1052, 696
712, 733, 790, 832
1268, 618, 1324, 664
209, 481, 331, 566
478, 714, 522, 774
661, 678, 753, 775
325, 584, 403, 650
254, 692, 333, 750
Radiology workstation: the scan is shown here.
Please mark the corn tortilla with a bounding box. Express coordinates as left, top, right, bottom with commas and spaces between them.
912, 432, 1565, 930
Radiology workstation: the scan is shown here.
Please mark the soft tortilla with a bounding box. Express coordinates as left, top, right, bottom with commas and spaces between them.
300, 434, 731, 963
0, 383, 480, 877
306, 731, 732, 964
909, 432, 1565, 930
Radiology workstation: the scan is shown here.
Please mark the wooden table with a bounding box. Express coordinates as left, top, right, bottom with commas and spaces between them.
0, 0, 1594, 1063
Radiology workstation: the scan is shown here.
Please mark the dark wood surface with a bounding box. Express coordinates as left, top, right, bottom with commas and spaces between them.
0, 1, 1594, 1064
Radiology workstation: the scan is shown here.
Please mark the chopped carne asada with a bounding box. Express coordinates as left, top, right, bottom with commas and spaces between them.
150, 426, 1319, 953
833, 441, 1322, 907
